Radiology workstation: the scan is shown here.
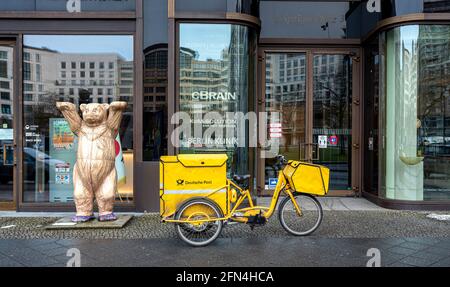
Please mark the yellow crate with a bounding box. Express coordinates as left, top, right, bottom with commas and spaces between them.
160, 154, 228, 218
282, 161, 330, 196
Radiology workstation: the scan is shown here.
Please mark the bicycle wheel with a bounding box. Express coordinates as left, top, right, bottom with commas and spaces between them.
175, 198, 223, 247
278, 193, 323, 236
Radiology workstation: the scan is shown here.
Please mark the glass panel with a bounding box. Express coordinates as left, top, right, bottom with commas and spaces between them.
364, 36, 380, 196
312, 54, 352, 190
0, 44, 14, 203
380, 0, 450, 17
0, 0, 135, 11
178, 23, 256, 176
264, 53, 306, 188
22, 35, 134, 203
260, 1, 353, 39
382, 25, 450, 201
175, 0, 259, 16
143, 47, 168, 161
142, 0, 169, 161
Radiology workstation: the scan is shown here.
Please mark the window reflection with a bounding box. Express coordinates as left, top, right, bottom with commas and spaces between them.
264, 53, 306, 188
381, 25, 450, 201
143, 44, 168, 161
178, 23, 256, 175
22, 35, 134, 203
0, 44, 14, 202
363, 36, 380, 196
312, 54, 352, 191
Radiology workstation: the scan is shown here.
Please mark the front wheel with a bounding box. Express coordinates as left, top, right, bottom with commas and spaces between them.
278, 193, 323, 236
175, 198, 223, 247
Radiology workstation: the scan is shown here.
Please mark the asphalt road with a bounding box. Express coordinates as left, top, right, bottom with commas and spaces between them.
0, 237, 449, 267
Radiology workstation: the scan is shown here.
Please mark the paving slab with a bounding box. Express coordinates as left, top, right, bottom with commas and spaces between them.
45, 215, 133, 230
256, 197, 386, 211
0, 211, 141, 218
1, 237, 449, 267
337, 198, 385, 210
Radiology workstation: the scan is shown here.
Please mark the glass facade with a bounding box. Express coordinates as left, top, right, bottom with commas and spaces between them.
0, 1, 449, 211
312, 54, 352, 191
22, 35, 134, 203
178, 23, 256, 176
263, 52, 353, 191
381, 0, 450, 18
264, 53, 307, 186
377, 25, 450, 201
0, 43, 14, 203
260, 1, 357, 39
0, 0, 135, 11
143, 45, 168, 161
142, 0, 169, 162
176, 0, 259, 16
363, 36, 381, 196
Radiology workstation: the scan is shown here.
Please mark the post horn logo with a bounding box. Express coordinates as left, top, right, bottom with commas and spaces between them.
176, 179, 184, 186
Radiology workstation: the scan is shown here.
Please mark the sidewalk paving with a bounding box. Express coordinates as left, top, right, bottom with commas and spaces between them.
0, 198, 385, 218
0, 197, 448, 267
0, 210, 449, 240
257, 197, 386, 211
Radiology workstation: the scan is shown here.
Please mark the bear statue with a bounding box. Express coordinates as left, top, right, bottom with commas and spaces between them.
56, 101, 127, 222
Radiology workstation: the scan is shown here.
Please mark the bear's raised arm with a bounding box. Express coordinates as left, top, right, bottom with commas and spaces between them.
107, 101, 128, 137
56, 102, 82, 135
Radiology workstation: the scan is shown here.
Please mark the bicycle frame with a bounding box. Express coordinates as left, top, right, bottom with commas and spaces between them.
162, 170, 303, 225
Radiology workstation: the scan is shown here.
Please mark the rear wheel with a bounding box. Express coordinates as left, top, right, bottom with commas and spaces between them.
278, 193, 323, 236
175, 198, 223, 247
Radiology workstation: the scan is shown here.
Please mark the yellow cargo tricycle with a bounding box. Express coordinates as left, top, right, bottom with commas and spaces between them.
160, 154, 329, 247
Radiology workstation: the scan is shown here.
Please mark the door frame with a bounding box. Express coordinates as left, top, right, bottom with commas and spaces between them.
0, 36, 19, 210
257, 46, 362, 197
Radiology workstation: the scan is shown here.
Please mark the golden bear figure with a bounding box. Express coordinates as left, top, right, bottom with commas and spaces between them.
56, 101, 127, 222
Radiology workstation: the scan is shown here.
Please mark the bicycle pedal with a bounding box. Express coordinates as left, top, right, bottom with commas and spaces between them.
246, 214, 267, 226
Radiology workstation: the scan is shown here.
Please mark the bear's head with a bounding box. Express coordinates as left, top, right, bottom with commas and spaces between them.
80, 103, 109, 127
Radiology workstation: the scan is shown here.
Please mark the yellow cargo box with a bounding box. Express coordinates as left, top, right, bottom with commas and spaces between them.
160, 154, 228, 218
282, 161, 330, 196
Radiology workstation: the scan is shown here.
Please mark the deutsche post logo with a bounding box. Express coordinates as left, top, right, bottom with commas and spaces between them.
176, 179, 184, 186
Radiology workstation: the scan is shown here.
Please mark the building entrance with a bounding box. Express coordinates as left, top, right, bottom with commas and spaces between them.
259, 48, 361, 196
0, 39, 16, 210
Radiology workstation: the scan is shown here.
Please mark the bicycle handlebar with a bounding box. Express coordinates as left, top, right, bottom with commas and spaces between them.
274, 155, 288, 170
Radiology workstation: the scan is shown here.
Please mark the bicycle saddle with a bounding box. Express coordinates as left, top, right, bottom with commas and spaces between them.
232, 174, 251, 183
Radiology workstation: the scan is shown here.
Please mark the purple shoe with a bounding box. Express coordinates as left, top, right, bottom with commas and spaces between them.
98, 213, 118, 222
71, 215, 95, 223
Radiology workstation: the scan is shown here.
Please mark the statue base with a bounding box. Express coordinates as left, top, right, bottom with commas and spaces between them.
45, 214, 133, 230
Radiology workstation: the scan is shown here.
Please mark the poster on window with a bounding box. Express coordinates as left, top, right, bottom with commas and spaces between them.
49, 118, 126, 202
49, 118, 77, 203
115, 134, 126, 186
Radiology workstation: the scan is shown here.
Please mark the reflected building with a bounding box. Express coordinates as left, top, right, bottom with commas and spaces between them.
0, 45, 13, 126
7, 46, 135, 140
19, 47, 133, 120
418, 25, 450, 139
179, 45, 239, 138
313, 54, 351, 132
16, 38, 135, 203
143, 44, 168, 161
179, 48, 234, 115
424, 0, 450, 12
178, 23, 256, 175
265, 53, 306, 152
144, 44, 167, 113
